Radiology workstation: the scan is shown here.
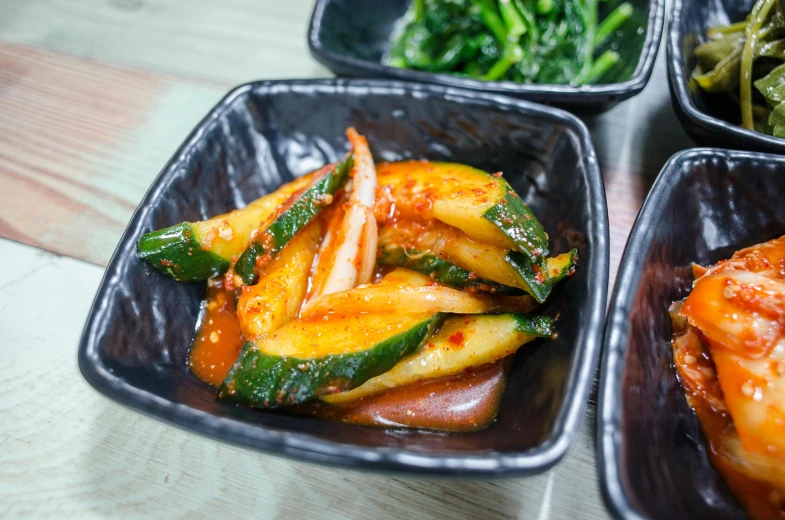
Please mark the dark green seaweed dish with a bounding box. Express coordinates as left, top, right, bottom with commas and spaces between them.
387, 0, 634, 85
692, 0, 785, 137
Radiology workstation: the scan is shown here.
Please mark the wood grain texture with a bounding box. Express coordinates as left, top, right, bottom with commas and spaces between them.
0, 44, 224, 265
0, 238, 607, 519
1, 0, 329, 85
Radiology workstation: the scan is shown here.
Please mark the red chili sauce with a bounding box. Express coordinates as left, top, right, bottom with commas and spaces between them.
189, 279, 509, 432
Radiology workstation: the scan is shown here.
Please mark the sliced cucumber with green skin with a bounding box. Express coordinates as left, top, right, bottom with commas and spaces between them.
136, 173, 315, 282
234, 155, 353, 285
137, 222, 230, 282
378, 245, 522, 295
377, 220, 571, 302
546, 249, 578, 284
324, 313, 553, 404
480, 189, 550, 261
377, 161, 549, 261
236, 220, 323, 341
504, 249, 578, 302
218, 312, 444, 408
505, 251, 551, 303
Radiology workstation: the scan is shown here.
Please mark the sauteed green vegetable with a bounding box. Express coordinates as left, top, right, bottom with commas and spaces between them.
693, 0, 785, 137
387, 0, 634, 85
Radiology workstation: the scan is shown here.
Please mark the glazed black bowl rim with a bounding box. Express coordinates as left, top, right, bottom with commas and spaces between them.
596, 147, 784, 518
78, 78, 609, 476
667, 0, 785, 152
307, 0, 666, 104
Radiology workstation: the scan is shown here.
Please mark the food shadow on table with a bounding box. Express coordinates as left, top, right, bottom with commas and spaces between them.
598, 148, 785, 519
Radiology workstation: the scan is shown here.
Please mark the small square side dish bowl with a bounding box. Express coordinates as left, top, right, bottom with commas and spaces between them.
79, 79, 608, 475
308, 0, 665, 109
598, 148, 785, 518
667, 0, 785, 153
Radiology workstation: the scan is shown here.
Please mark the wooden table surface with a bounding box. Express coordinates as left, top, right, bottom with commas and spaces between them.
0, 1, 693, 517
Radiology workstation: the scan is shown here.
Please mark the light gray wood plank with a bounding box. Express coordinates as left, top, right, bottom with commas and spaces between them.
0, 43, 225, 265
1, 0, 329, 85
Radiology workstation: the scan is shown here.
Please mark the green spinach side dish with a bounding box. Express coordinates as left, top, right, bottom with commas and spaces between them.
387, 0, 634, 85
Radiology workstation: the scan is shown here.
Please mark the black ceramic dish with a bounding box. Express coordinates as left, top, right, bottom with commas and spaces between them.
598, 148, 785, 518
308, 0, 665, 109
78, 79, 608, 475
667, 0, 785, 153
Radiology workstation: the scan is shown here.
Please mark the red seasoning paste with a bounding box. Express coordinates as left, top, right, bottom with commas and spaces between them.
188, 279, 244, 387
190, 281, 509, 432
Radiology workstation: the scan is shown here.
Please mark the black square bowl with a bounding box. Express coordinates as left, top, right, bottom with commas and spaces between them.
598, 148, 785, 518
667, 0, 785, 153
78, 79, 609, 475
308, 0, 665, 109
